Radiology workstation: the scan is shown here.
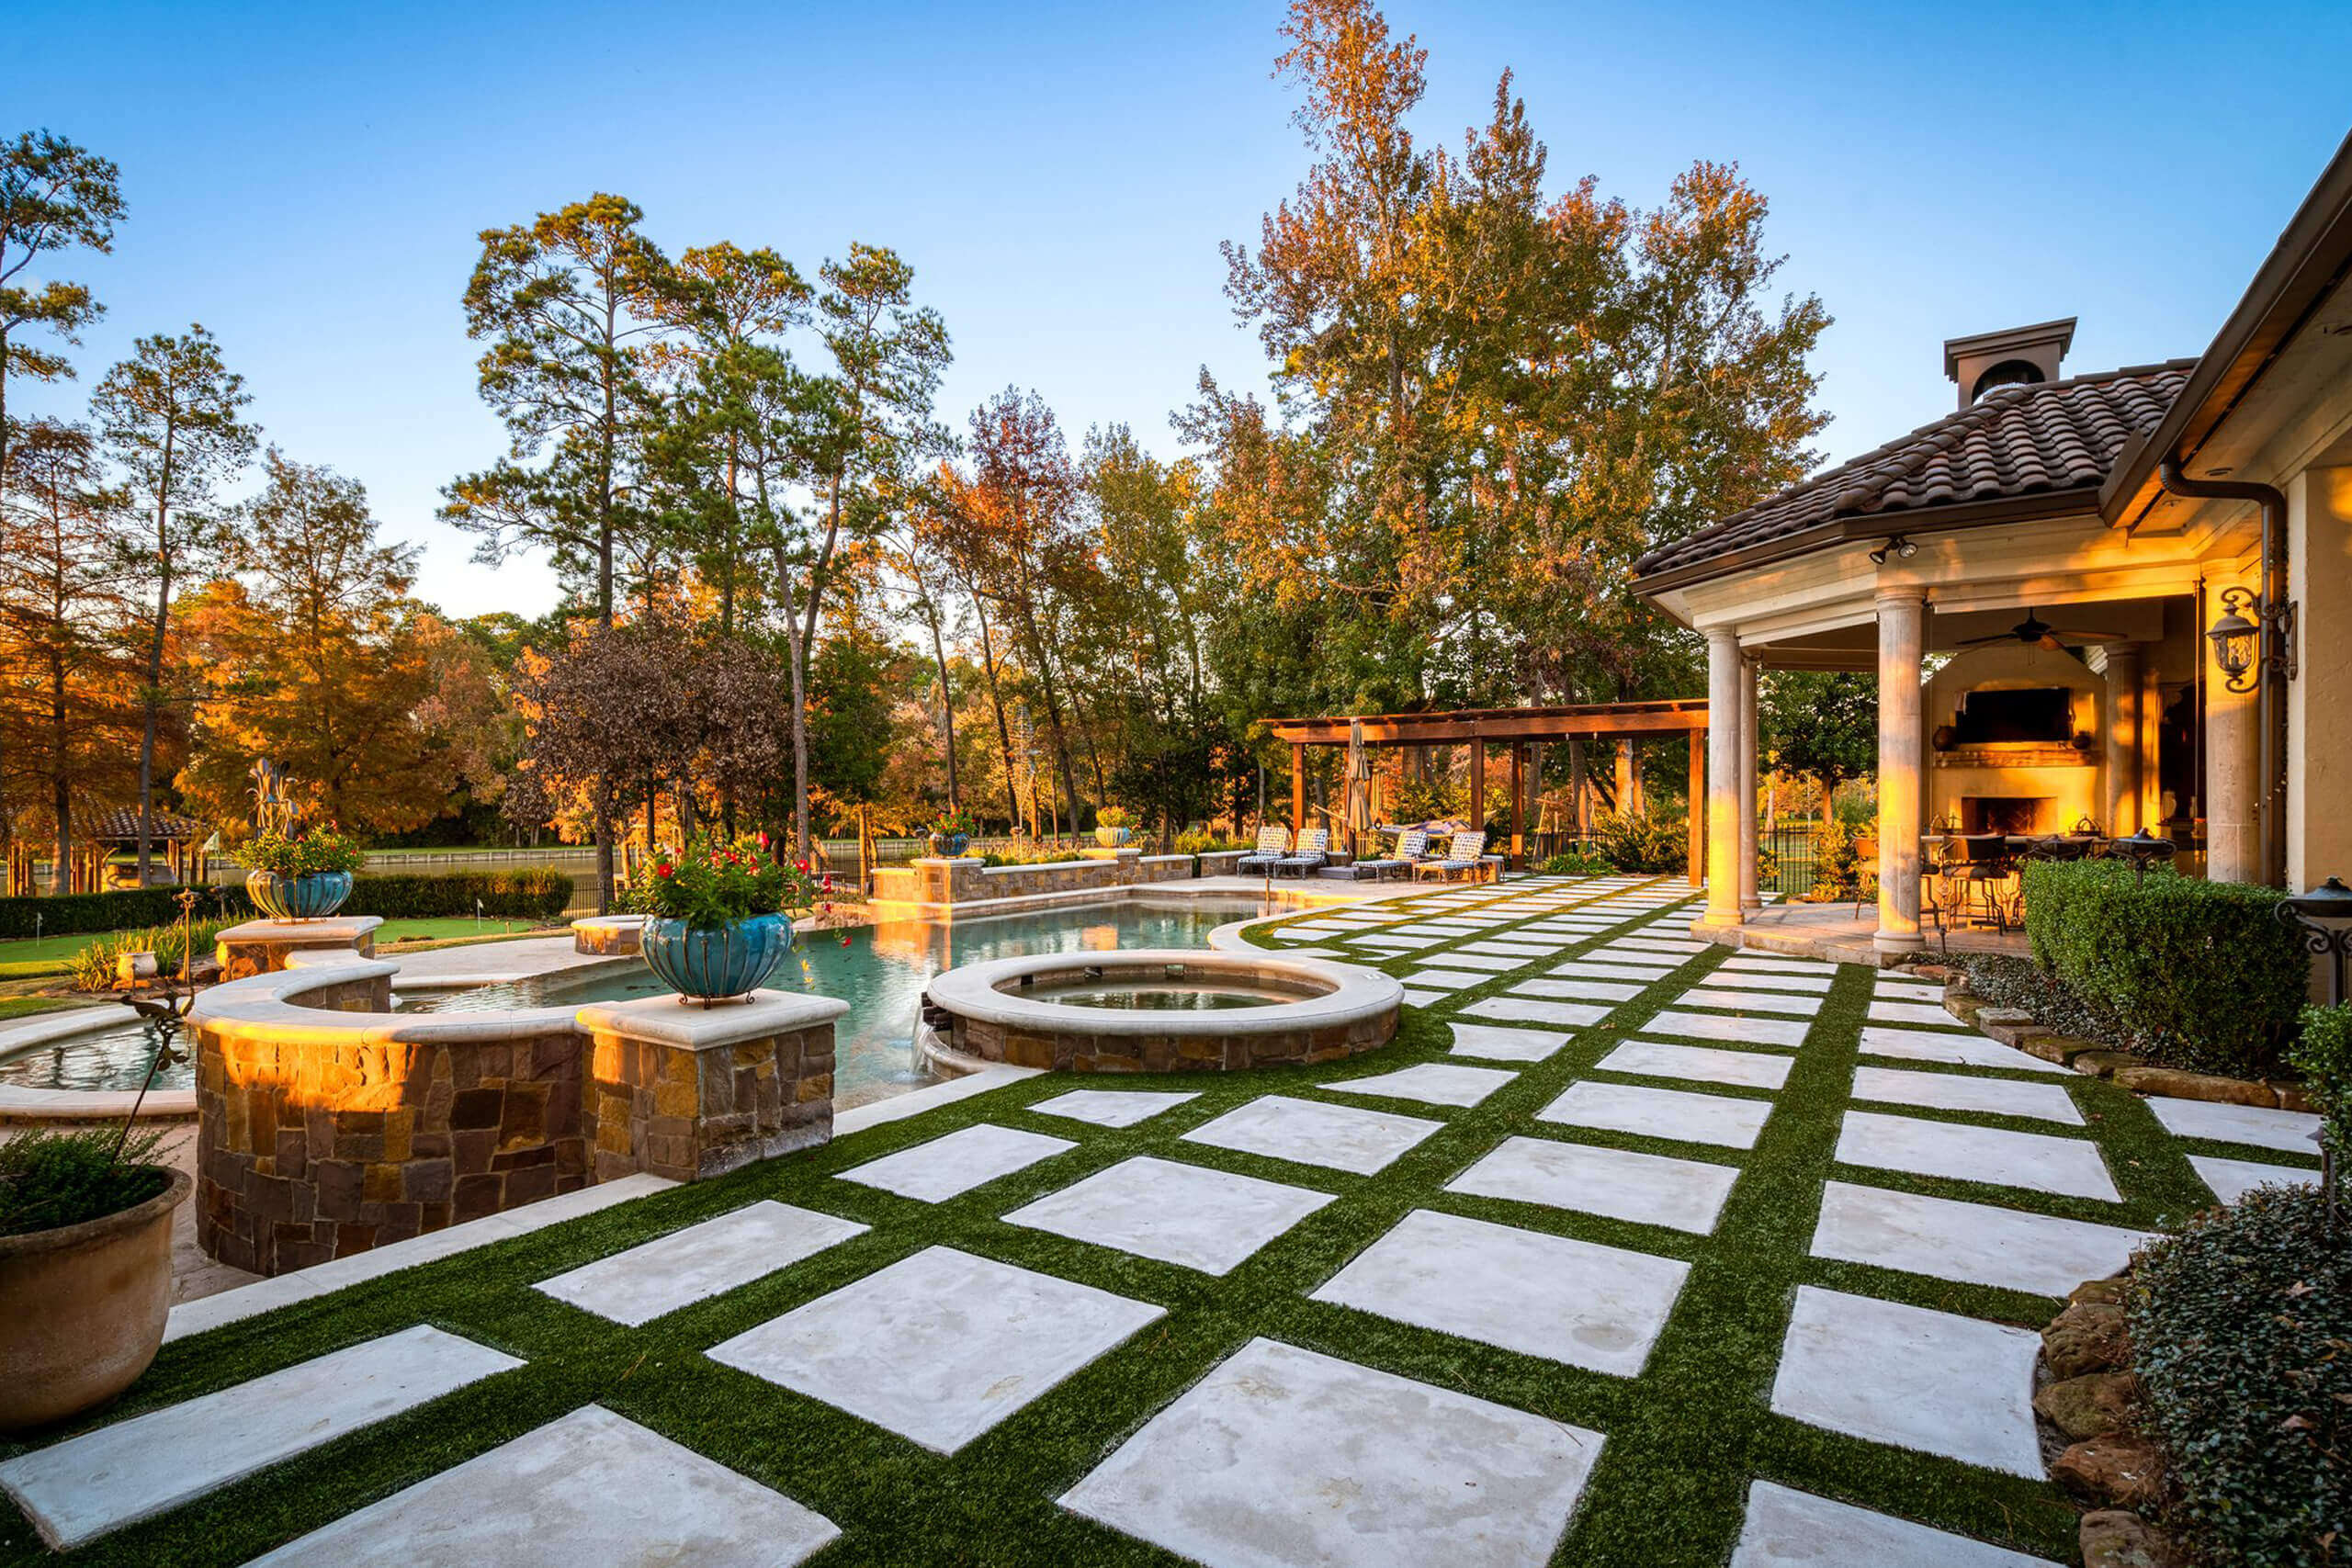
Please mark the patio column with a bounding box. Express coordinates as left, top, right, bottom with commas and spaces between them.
1508, 743, 1524, 865
1615, 739, 1636, 816
1290, 742, 1306, 833
1703, 629, 1742, 926
1738, 653, 1761, 911
2101, 643, 2143, 836
2206, 569, 2262, 884
1469, 737, 1487, 837
1874, 588, 1927, 953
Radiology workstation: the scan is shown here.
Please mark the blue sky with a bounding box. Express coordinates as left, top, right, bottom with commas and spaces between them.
15, 0, 2348, 618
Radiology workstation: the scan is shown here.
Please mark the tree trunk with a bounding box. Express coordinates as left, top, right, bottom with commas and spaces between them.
921, 592, 959, 813
969, 595, 1020, 829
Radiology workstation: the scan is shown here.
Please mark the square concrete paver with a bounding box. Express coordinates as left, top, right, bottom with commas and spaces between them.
1858, 1026, 2071, 1075
1513, 976, 1644, 1003
0, 1325, 524, 1551
838, 1122, 1078, 1203
1850, 1066, 2081, 1125
1598, 1039, 1792, 1090
1705, 971, 1833, 994
1449, 1135, 1739, 1235
2189, 1153, 2320, 1203
1059, 1337, 1603, 1568
1419, 952, 1522, 972
1549, 960, 1672, 982
1674, 987, 1823, 1018
1731, 1480, 2059, 1568
2145, 1096, 2325, 1156
1647, 1010, 1810, 1048
1870, 1000, 1966, 1028
1464, 996, 1612, 1029
1028, 1089, 1201, 1128
1723, 955, 1838, 976
1004, 1156, 1336, 1274
1182, 1094, 1445, 1175
1447, 1022, 1574, 1062
243, 1404, 839, 1567
1458, 941, 1561, 958
707, 1246, 1162, 1454
1810, 1180, 2153, 1296
1323, 1062, 1519, 1108
1874, 979, 1945, 1004
1770, 1286, 2042, 1476
1538, 1079, 1774, 1150
1836, 1111, 2119, 1201
1400, 988, 1449, 1007
534, 1201, 869, 1325
1399, 968, 1490, 991
1312, 1209, 1688, 1376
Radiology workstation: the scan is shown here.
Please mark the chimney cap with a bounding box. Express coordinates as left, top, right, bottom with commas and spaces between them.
1943, 317, 2077, 380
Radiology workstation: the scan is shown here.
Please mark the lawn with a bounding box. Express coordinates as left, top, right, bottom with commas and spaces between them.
0, 874, 2254, 1566
0, 918, 558, 985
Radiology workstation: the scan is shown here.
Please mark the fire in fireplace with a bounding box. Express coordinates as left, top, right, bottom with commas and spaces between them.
1960, 796, 2052, 835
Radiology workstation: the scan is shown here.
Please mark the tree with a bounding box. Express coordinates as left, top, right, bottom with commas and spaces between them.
177, 450, 450, 834
0, 420, 139, 889
0, 131, 124, 506
91, 324, 256, 882
1759, 671, 1876, 822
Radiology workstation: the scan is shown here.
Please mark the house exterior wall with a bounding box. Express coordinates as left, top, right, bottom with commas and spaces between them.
2290, 465, 2352, 889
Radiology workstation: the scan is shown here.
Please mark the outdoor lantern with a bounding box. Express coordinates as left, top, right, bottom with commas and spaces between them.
2109, 828, 2177, 884
2278, 874, 2352, 1007
2205, 599, 2260, 691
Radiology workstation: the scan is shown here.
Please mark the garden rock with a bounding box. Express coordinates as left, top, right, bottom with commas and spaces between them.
2043, 1303, 2130, 1377
2068, 1278, 2127, 1307
2078, 1510, 2184, 1568
2070, 1050, 2138, 1078
1975, 1007, 2039, 1044
2110, 1066, 2275, 1107
2269, 1081, 2315, 1112
2052, 1434, 2166, 1509
2032, 1371, 2141, 1439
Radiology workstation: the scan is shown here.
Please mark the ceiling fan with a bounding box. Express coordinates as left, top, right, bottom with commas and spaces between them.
1956, 608, 2124, 652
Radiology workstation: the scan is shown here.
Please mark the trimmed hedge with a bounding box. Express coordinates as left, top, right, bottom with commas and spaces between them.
0, 869, 574, 940
2291, 1002, 2352, 1164
2023, 859, 2306, 1077
2131, 1185, 2346, 1568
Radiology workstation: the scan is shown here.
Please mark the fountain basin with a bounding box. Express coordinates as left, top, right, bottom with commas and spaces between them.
924, 949, 1400, 1073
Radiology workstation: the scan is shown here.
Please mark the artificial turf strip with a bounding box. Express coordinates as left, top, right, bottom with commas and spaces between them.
0, 874, 2214, 1566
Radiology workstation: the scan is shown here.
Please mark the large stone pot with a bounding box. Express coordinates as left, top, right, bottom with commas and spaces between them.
0, 1167, 189, 1432
244, 868, 353, 921
642, 913, 795, 1003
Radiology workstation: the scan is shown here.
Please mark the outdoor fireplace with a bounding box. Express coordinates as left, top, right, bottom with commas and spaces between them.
1960, 796, 2053, 835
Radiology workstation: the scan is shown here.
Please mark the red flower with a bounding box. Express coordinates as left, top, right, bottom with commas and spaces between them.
756, 831, 769, 849
655, 863, 673, 877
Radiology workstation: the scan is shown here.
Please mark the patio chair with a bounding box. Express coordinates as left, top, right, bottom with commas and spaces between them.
1235, 826, 1291, 876
1274, 829, 1331, 878
1352, 827, 1428, 881
1951, 833, 2017, 931
1414, 830, 1487, 882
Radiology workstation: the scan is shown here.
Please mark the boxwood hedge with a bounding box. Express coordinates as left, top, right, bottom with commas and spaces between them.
2131, 1184, 2346, 1567
2022, 859, 2307, 1077
0, 869, 574, 940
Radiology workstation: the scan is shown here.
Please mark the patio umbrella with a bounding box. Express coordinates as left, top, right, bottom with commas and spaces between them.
1343, 721, 1374, 857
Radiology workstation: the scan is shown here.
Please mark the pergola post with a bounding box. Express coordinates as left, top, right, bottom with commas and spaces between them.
1469, 738, 1487, 840
1509, 743, 1524, 866
1290, 742, 1306, 834
1687, 728, 1706, 889
1874, 589, 1928, 952
1739, 654, 1760, 911
1704, 629, 1742, 921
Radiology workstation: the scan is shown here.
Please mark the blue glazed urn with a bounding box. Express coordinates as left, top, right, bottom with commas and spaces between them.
927, 831, 970, 858
641, 912, 795, 1002
244, 869, 353, 921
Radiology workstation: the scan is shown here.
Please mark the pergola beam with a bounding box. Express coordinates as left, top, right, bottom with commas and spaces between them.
1265, 700, 1708, 747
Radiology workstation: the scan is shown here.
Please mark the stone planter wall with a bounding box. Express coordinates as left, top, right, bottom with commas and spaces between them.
1198, 851, 1246, 877
215, 916, 384, 981
571, 916, 644, 956
946, 1009, 1393, 1072
580, 999, 842, 1182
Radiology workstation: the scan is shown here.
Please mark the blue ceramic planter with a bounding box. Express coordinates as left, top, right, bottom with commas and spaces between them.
245, 869, 353, 921
928, 832, 969, 858
1094, 826, 1132, 848
642, 913, 795, 1001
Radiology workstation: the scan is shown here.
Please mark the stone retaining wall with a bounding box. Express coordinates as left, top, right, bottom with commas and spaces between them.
582, 1012, 836, 1182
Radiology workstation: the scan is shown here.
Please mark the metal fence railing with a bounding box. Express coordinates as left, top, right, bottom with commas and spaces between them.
1763, 822, 1826, 899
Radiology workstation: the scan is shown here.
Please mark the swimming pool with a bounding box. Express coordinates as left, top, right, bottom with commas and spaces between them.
0, 895, 1272, 1105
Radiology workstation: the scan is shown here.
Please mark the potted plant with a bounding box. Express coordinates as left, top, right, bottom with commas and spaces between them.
633, 833, 818, 1004
926, 809, 974, 859
235, 823, 366, 920
1094, 806, 1133, 849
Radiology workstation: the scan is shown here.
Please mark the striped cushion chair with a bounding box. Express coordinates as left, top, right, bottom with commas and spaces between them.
1275, 829, 1331, 877
1416, 829, 1487, 881
1356, 828, 1427, 880
1235, 826, 1291, 875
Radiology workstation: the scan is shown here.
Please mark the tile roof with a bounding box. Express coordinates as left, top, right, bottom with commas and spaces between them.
1633, 359, 2196, 581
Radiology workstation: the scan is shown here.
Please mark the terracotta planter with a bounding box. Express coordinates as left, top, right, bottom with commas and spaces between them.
0, 1167, 189, 1432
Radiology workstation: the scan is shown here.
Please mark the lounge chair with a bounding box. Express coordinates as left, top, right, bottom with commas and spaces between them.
1274, 829, 1330, 878
1236, 826, 1291, 876
1353, 828, 1427, 881
1414, 830, 1487, 882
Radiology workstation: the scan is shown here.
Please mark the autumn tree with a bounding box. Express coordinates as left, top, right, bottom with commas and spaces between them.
1759, 671, 1877, 822
92, 324, 257, 880
0, 131, 124, 509
0, 420, 140, 888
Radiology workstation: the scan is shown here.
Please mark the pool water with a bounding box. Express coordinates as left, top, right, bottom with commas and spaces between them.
2, 896, 1270, 1104
1024, 981, 1294, 1011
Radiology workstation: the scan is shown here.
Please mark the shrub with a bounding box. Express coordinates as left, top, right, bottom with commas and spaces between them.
2131, 1184, 2346, 1567
0, 886, 236, 940
233, 825, 368, 877
1173, 828, 1214, 857
342, 869, 574, 921
0, 1125, 171, 1236
1094, 806, 1132, 829
67, 919, 230, 993
1539, 851, 1613, 875
1808, 819, 1864, 901
2024, 860, 2306, 1077
625, 835, 818, 929
1587, 810, 1687, 875
2291, 1002, 2352, 1167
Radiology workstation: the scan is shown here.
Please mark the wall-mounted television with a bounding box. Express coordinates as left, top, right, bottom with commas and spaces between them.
1952, 687, 2073, 745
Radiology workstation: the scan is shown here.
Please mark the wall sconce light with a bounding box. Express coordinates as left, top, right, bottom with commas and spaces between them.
2204, 584, 2294, 694
1867, 535, 1918, 566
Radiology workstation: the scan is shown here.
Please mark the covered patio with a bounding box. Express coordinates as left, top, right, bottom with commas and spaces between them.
1261, 700, 1711, 882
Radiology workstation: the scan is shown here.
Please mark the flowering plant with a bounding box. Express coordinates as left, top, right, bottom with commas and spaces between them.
1094, 806, 1133, 829
233, 825, 368, 877
628, 833, 820, 930
929, 808, 975, 838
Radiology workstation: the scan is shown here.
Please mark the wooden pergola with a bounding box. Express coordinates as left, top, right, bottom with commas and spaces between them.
1261, 700, 1711, 884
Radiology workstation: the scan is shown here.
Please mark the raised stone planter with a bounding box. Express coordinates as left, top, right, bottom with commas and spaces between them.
1198, 851, 1246, 877
215, 915, 383, 981
1942, 982, 2313, 1109
571, 915, 644, 956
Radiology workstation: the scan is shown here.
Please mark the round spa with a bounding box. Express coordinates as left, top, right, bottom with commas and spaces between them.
922, 949, 1401, 1074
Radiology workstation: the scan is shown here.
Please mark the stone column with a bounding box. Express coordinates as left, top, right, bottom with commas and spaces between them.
2101, 642, 2143, 837
1874, 589, 1928, 953
1738, 653, 1761, 911
2206, 568, 2263, 885
1702, 629, 1743, 927
2290, 468, 2352, 890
